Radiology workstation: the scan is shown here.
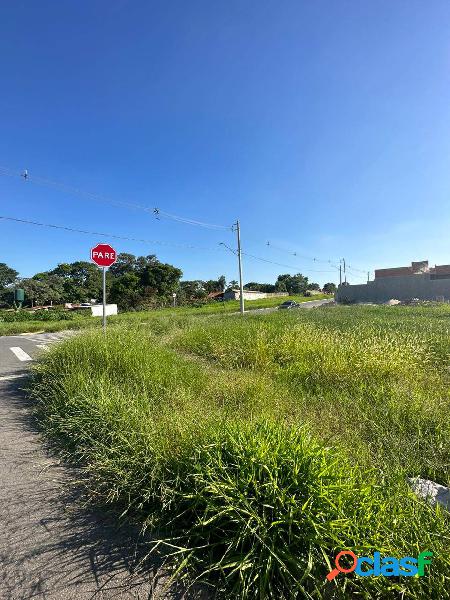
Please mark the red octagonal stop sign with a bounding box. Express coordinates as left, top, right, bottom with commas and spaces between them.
91, 243, 117, 267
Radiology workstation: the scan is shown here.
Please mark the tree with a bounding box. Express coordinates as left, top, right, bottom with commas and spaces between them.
108, 255, 183, 310
108, 272, 142, 310
22, 272, 65, 306
227, 280, 239, 290
307, 282, 320, 291
21, 278, 52, 307
51, 262, 103, 302
141, 260, 182, 296
217, 275, 226, 292
275, 273, 308, 295
135, 254, 158, 272
109, 253, 138, 277
244, 282, 276, 292
204, 276, 226, 293
179, 280, 206, 301
0, 263, 18, 288
323, 282, 337, 294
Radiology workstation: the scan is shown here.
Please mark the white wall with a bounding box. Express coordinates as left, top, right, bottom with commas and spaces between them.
91, 304, 118, 317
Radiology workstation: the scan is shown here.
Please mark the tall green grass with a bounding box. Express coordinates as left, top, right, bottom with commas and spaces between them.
173, 308, 450, 487
29, 315, 450, 599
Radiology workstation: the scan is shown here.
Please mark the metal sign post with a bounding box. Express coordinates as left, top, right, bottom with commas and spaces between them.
90, 243, 117, 331
102, 266, 107, 332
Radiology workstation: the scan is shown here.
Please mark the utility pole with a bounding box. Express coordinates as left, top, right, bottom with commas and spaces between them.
235, 220, 245, 315
367, 271, 370, 283
341, 258, 347, 283
339, 264, 342, 285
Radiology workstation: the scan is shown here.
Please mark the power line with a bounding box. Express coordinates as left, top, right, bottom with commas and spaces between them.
347, 267, 370, 277
219, 242, 237, 255
242, 251, 338, 274
265, 241, 370, 278
0, 165, 231, 231
0, 215, 225, 252
0, 165, 368, 280
265, 241, 339, 265
153, 208, 231, 230
1, 213, 341, 288
346, 264, 368, 274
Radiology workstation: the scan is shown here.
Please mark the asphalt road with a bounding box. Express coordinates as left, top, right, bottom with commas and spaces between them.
0, 331, 77, 379
0, 332, 188, 600
247, 298, 333, 314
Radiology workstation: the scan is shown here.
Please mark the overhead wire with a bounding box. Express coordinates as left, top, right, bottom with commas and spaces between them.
1, 164, 364, 280
1, 214, 340, 281
0, 165, 231, 231
0, 215, 226, 252
265, 241, 370, 279
265, 241, 339, 265
153, 208, 230, 230
241, 251, 339, 274
346, 264, 368, 274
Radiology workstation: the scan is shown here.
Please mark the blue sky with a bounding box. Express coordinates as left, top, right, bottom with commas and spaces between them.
1, 1, 449, 286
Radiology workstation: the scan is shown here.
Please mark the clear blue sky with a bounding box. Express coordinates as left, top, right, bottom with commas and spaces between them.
1, 1, 449, 286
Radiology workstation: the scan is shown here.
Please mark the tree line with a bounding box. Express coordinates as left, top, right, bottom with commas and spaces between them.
0, 255, 336, 311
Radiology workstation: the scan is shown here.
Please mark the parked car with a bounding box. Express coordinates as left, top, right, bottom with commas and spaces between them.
278, 300, 299, 309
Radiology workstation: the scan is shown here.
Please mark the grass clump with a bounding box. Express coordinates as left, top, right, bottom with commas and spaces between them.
163, 421, 384, 599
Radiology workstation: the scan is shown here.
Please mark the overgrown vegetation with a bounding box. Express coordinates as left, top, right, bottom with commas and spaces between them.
28, 305, 450, 598
0, 255, 329, 312
0, 294, 329, 336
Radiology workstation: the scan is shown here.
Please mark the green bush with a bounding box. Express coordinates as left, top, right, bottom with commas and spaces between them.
0, 309, 75, 322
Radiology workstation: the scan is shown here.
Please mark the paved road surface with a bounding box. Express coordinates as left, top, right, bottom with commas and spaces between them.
0, 331, 77, 379
0, 332, 187, 600
250, 298, 333, 314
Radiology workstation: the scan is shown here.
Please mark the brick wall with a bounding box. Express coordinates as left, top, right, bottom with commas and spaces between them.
434, 264, 450, 275
375, 266, 412, 278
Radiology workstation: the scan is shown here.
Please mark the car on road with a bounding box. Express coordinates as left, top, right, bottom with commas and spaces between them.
278, 300, 299, 309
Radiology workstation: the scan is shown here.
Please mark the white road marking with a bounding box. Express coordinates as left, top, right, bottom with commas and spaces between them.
36, 344, 49, 350
10, 347, 33, 362
0, 374, 27, 381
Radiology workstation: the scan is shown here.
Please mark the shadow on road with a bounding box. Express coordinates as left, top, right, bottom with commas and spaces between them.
0, 377, 210, 599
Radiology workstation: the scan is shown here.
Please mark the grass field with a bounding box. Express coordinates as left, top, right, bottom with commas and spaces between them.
0, 294, 329, 336
28, 304, 450, 598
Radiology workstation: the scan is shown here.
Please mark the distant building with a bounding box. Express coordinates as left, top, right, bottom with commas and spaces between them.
206, 291, 225, 300
222, 289, 288, 301
336, 260, 450, 304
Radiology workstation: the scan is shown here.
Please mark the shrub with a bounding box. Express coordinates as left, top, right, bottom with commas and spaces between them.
0, 309, 75, 322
